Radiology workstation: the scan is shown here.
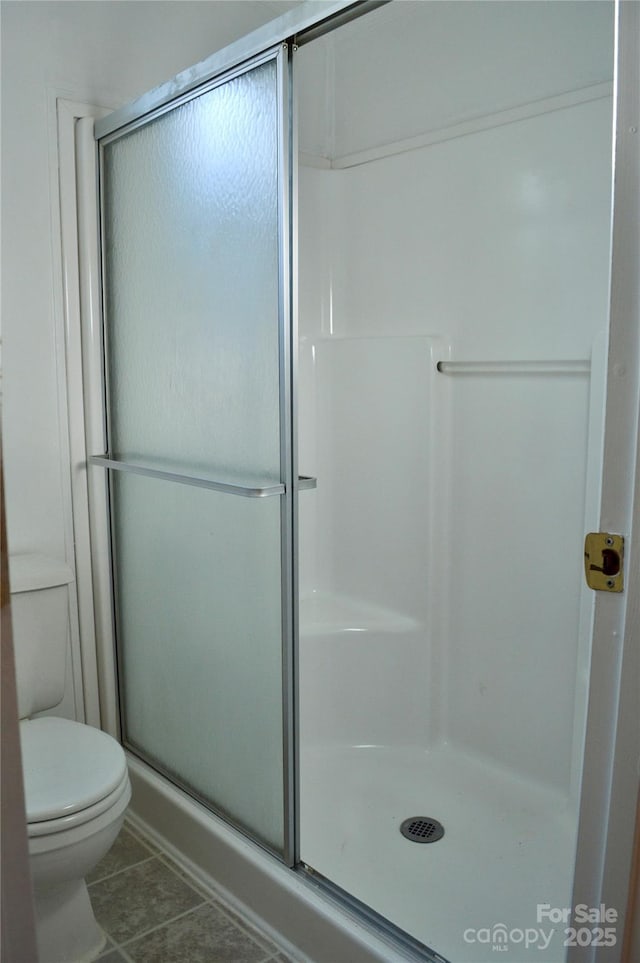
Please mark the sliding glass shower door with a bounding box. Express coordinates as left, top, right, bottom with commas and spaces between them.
95, 48, 292, 856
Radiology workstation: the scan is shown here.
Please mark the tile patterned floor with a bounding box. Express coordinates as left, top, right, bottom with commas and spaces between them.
87, 822, 295, 963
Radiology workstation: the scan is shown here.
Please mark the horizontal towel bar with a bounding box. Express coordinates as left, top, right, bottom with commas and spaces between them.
89, 456, 317, 497
89, 455, 285, 498
436, 360, 590, 376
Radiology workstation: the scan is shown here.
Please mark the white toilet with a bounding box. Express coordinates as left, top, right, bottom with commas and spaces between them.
10, 554, 131, 963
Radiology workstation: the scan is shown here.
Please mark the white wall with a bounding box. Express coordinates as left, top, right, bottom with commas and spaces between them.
298, 0, 614, 160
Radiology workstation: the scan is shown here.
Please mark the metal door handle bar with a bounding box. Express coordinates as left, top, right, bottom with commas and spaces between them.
89, 455, 317, 497
89, 455, 285, 497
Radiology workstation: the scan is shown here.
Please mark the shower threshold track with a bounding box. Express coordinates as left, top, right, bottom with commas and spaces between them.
300, 743, 576, 963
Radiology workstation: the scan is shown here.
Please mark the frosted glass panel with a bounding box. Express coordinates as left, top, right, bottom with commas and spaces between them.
112, 471, 284, 851
102, 60, 280, 483
100, 54, 287, 855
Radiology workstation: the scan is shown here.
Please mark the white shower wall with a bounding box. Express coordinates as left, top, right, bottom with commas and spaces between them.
297, 6, 613, 803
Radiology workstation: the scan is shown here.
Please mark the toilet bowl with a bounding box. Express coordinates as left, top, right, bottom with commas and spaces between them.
21, 717, 131, 963
10, 555, 131, 963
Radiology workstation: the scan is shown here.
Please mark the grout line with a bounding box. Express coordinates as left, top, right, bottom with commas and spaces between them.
107, 942, 137, 963
98, 941, 129, 963
88, 852, 158, 887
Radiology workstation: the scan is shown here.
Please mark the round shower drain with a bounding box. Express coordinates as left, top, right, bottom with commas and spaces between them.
400, 817, 445, 843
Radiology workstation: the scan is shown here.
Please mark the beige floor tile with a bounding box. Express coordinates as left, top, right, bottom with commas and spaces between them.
123, 902, 273, 963
90, 857, 206, 944
157, 854, 216, 900
89, 827, 155, 883
214, 903, 280, 956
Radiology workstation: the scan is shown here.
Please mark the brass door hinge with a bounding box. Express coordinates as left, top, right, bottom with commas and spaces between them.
584, 533, 624, 592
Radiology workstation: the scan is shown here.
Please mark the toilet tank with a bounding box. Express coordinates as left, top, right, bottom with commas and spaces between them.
9, 554, 75, 719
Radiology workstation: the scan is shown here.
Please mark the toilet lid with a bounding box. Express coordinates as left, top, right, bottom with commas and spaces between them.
20, 717, 128, 822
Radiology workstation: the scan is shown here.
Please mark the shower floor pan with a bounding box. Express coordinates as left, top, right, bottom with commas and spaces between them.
300, 744, 576, 963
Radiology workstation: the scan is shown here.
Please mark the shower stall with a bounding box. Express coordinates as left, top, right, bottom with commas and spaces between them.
295, 7, 613, 958
77, 2, 638, 961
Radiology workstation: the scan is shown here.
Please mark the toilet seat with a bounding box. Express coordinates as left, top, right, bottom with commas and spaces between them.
27, 770, 130, 839
20, 717, 128, 830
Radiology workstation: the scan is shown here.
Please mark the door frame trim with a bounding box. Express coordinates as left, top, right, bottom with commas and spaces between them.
571, 2, 640, 957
